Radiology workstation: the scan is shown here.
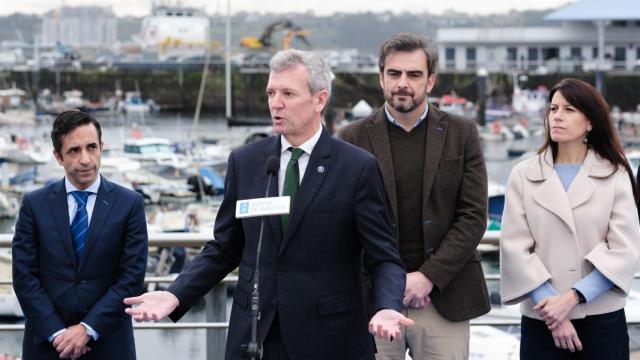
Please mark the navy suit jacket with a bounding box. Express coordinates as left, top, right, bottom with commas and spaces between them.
12, 176, 148, 359
167, 129, 405, 360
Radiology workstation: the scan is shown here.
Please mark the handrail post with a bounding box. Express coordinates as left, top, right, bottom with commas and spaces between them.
206, 282, 227, 360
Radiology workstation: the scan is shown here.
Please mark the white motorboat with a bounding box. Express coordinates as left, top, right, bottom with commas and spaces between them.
123, 137, 191, 172
0, 136, 52, 165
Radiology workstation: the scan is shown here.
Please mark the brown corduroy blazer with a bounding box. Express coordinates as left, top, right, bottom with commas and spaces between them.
339, 104, 491, 321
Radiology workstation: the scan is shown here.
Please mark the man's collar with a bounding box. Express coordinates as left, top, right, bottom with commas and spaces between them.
280, 125, 323, 155
65, 175, 100, 194
384, 103, 428, 130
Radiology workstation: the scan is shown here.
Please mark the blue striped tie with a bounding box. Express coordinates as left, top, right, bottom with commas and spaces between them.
70, 191, 90, 260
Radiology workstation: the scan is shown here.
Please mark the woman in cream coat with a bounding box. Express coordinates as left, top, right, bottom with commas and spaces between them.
500, 78, 640, 359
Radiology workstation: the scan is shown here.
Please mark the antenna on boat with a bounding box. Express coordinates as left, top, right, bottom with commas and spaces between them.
134, 80, 146, 125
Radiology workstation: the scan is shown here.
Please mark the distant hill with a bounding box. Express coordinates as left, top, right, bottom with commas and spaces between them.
211, 9, 556, 53
0, 13, 40, 42
0, 8, 556, 53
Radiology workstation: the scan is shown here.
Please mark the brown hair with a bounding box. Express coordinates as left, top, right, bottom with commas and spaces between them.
378, 32, 438, 76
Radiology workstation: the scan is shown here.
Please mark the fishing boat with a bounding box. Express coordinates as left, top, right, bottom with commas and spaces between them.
118, 91, 160, 114
0, 86, 35, 125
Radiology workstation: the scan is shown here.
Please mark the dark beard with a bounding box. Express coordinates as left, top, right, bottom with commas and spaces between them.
388, 95, 423, 113
390, 100, 417, 113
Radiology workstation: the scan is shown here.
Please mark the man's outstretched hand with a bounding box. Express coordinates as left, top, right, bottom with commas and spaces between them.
124, 291, 180, 322
369, 309, 414, 341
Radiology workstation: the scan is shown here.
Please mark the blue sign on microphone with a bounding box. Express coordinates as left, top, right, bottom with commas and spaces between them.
239, 201, 250, 214
235, 196, 290, 218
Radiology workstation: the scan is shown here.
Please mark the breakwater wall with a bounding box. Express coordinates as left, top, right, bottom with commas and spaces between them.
3, 68, 639, 115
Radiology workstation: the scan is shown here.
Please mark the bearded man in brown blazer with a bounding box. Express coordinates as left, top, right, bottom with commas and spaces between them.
339, 32, 490, 359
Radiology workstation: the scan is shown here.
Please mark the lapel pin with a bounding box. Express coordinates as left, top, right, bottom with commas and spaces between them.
436, 127, 444, 132
102, 200, 109, 205
317, 166, 325, 173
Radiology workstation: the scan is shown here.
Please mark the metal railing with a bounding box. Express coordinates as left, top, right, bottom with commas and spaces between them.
2, 231, 640, 358
0, 230, 506, 248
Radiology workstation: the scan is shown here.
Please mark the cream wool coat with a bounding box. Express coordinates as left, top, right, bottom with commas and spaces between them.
500, 148, 640, 320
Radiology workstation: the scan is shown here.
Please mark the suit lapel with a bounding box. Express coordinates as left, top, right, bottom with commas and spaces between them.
78, 176, 115, 271
280, 129, 331, 255
529, 151, 576, 232
263, 136, 283, 244
50, 179, 77, 268
422, 105, 448, 206
566, 169, 594, 210
567, 150, 614, 210
366, 109, 398, 222
533, 173, 576, 232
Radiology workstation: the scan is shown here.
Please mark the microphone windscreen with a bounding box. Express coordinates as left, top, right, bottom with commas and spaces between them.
266, 156, 280, 175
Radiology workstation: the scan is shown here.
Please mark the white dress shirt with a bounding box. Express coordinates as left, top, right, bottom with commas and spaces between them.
65, 176, 101, 225
278, 126, 323, 196
50, 175, 102, 342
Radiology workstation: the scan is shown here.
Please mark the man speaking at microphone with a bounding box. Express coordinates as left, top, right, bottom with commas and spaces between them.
124, 49, 411, 359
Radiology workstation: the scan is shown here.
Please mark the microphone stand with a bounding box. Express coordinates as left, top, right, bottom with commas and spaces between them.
242, 172, 274, 359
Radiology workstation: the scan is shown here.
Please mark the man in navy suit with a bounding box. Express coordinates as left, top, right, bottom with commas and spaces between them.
12, 110, 148, 359
124, 49, 411, 359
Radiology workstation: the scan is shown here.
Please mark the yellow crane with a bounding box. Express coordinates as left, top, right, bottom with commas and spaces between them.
240, 20, 311, 50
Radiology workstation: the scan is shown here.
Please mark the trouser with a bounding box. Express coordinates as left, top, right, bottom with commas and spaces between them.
520, 309, 629, 360
375, 304, 470, 360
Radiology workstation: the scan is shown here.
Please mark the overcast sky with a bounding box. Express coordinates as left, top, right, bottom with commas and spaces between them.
0, 0, 574, 17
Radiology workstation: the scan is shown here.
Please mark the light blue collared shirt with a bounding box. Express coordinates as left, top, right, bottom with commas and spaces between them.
384, 103, 429, 131
49, 176, 102, 342
529, 270, 614, 305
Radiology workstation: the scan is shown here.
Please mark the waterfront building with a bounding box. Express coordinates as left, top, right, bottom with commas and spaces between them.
41, 6, 117, 49
436, 0, 640, 73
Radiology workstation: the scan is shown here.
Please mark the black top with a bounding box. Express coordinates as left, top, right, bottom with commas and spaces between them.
388, 120, 426, 272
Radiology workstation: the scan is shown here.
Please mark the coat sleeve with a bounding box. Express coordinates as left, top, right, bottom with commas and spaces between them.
419, 122, 488, 290
584, 170, 640, 295
12, 193, 67, 343
500, 163, 552, 305
357, 157, 405, 312
82, 194, 148, 337
168, 152, 244, 321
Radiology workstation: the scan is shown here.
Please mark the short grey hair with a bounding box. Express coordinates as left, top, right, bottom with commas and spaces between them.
270, 49, 332, 99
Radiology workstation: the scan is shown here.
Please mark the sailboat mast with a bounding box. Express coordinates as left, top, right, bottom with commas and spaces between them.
225, 0, 232, 119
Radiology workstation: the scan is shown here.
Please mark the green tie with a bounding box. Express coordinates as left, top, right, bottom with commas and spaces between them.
281, 147, 305, 235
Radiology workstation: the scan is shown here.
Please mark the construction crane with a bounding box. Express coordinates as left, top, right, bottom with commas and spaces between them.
240, 20, 311, 50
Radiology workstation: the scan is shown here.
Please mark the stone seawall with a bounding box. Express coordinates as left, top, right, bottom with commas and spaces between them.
5, 68, 639, 115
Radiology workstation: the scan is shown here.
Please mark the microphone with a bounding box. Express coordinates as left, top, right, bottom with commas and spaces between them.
265, 156, 280, 183
242, 156, 279, 359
